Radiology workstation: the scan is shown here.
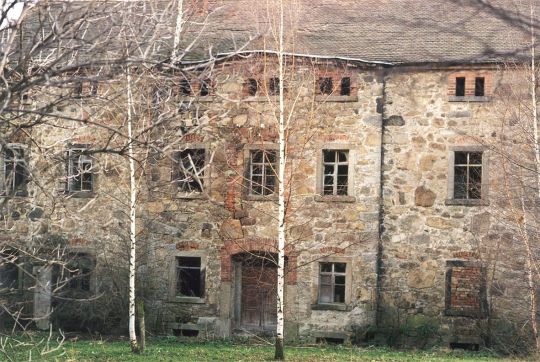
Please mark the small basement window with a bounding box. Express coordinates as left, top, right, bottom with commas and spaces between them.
319, 77, 333, 95
474, 77, 485, 96
173, 328, 199, 337
340, 77, 351, 96
455, 77, 466, 97
316, 337, 344, 345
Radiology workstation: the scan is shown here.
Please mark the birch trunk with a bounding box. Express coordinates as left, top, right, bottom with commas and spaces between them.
275, 0, 286, 359
530, 3, 540, 198
172, 0, 184, 64
127, 68, 140, 353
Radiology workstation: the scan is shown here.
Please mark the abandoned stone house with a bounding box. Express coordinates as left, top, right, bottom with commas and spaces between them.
1, 0, 539, 348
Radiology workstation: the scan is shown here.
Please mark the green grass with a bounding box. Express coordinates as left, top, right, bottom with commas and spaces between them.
3, 335, 528, 362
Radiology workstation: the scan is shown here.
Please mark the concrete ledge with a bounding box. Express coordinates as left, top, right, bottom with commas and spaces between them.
311, 303, 348, 311
448, 96, 491, 102
444, 199, 489, 206
315, 95, 358, 102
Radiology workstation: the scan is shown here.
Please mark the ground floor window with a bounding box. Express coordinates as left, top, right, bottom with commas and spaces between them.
318, 262, 346, 304
176, 256, 205, 298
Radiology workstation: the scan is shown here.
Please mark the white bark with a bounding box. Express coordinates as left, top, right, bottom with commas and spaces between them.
275, 0, 285, 359
126, 68, 139, 351
530, 3, 540, 198
172, 0, 184, 64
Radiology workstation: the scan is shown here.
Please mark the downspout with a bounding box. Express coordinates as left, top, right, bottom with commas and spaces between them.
375, 67, 389, 328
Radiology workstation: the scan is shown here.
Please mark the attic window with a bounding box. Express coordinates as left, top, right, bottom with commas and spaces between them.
247, 78, 258, 96
180, 79, 191, 96
319, 77, 333, 95
340, 77, 351, 96
474, 77, 485, 96
455, 77, 465, 97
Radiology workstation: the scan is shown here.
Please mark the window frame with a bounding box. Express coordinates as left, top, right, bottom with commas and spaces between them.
315, 145, 356, 203
311, 257, 352, 311
0, 143, 29, 197
446, 146, 489, 206
172, 144, 210, 199
65, 145, 95, 196
169, 250, 206, 304
65, 253, 95, 292
243, 144, 279, 201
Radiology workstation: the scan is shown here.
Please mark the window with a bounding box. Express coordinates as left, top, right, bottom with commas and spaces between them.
445, 260, 487, 317
199, 79, 211, 96
179, 78, 192, 96
268, 77, 280, 95
340, 77, 351, 96
474, 77, 485, 96
66, 254, 94, 292
248, 150, 277, 196
176, 256, 204, 298
319, 77, 333, 95
322, 150, 349, 196
66, 146, 93, 193
455, 77, 466, 97
173, 148, 206, 193
0, 250, 19, 291
318, 262, 346, 304
1, 145, 28, 196
453, 151, 482, 200
247, 78, 258, 96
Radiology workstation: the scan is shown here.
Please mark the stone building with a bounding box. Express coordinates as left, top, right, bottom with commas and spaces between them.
1, 0, 539, 349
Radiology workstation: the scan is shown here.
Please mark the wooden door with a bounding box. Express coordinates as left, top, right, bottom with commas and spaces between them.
241, 265, 277, 330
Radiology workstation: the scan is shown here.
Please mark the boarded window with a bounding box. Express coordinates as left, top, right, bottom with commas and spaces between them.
319, 77, 333, 95
322, 150, 349, 196
248, 150, 277, 196
318, 262, 346, 304
66, 147, 93, 193
173, 149, 206, 193
340, 77, 351, 96
1, 145, 28, 196
474, 77, 485, 96
0, 250, 19, 290
453, 151, 482, 199
455, 77, 466, 97
445, 260, 487, 317
176, 256, 204, 297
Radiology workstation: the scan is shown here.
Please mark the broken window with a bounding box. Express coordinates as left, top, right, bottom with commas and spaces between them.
199, 79, 211, 96
453, 151, 482, 199
248, 150, 277, 196
66, 254, 94, 292
0, 250, 19, 291
455, 77, 466, 97
247, 78, 258, 96
340, 77, 351, 96
318, 262, 346, 304
66, 146, 93, 193
179, 78, 192, 96
176, 256, 204, 297
474, 77, 485, 96
322, 150, 349, 196
319, 77, 333, 95
173, 149, 206, 193
1, 145, 28, 196
445, 260, 487, 317
268, 77, 280, 95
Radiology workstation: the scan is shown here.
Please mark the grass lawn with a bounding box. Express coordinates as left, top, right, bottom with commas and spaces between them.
4, 336, 528, 362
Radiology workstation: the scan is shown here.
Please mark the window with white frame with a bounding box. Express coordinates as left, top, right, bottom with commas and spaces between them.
247, 150, 277, 196
322, 150, 349, 196
318, 262, 346, 304
66, 146, 93, 193
1, 145, 28, 196
453, 151, 482, 200
173, 148, 206, 193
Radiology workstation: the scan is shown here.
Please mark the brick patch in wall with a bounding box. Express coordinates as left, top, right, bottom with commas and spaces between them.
445, 260, 488, 318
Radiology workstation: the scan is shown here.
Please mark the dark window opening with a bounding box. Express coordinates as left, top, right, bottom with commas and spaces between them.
316, 337, 345, 345
319, 77, 333, 95
450, 342, 479, 351
179, 79, 192, 96
247, 78, 258, 96
90, 81, 99, 96
318, 262, 346, 304
269, 77, 280, 95
322, 150, 349, 196
453, 151, 482, 200
173, 328, 199, 337
173, 149, 206, 193
66, 254, 93, 292
340, 77, 351, 96
1, 146, 28, 196
66, 147, 93, 193
474, 77, 485, 96
455, 77, 466, 97
176, 256, 204, 298
248, 150, 277, 196
200, 79, 210, 96
0, 250, 19, 290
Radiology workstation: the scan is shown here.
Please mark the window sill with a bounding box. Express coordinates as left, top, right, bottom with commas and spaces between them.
243, 96, 279, 102
64, 191, 96, 199
314, 195, 356, 203
444, 309, 487, 318
444, 199, 489, 206
243, 194, 278, 202
173, 192, 208, 200
170, 296, 205, 304
448, 96, 491, 102
314, 95, 358, 103
311, 303, 348, 311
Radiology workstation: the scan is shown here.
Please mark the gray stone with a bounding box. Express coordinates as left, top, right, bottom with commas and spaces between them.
448, 110, 471, 118
384, 115, 405, 126
11, 211, 20, 221
28, 207, 44, 221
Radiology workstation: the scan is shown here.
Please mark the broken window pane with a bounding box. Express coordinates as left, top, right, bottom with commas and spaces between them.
248, 150, 277, 196
176, 256, 204, 297
174, 149, 206, 193
67, 147, 93, 193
